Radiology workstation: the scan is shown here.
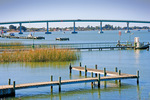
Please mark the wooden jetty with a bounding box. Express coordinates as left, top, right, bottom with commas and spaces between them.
0, 63, 139, 98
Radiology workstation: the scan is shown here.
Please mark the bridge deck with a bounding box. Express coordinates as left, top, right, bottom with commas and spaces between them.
1, 19, 150, 25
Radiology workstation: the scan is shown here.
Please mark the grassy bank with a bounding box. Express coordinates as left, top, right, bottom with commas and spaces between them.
0, 48, 79, 62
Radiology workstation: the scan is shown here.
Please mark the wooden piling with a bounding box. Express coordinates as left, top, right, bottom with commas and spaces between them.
79, 62, 81, 75
95, 65, 97, 77
80, 62, 82, 67
118, 70, 121, 86
98, 74, 100, 88
69, 63, 72, 74
115, 67, 118, 83
91, 72, 93, 87
8, 79, 11, 85
137, 70, 139, 84
118, 70, 121, 75
104, 68, 106, 76
115, 67, 118, 72
51, 75, 53, 92
85, 65, 87, 77
13, 81, 15, 93
59, 77, 61, 92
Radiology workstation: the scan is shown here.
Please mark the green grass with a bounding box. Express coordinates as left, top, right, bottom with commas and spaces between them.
0, 48, 80, 62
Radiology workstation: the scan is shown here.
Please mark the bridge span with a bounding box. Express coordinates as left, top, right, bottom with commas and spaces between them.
0, 19, 150, 34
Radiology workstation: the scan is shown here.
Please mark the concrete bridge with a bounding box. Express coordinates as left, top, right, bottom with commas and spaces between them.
0, 19, 150, 34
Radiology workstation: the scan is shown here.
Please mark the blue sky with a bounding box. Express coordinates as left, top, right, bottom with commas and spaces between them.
0, 0, 150, 28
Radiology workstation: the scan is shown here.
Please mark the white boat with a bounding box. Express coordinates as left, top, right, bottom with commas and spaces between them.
125, 30, 130, 33
28, 33, 33, 37
98, 31, 103, 34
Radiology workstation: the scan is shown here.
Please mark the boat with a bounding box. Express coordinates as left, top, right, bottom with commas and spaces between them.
28, 33, 33, 38
56, 38, 69, 41
9, 33, 15, 36
135, 44, 149, 49
134, 37, 149, 49
125, 30, 130, 33
98, 31, 103, 34
35, 37, 45, 39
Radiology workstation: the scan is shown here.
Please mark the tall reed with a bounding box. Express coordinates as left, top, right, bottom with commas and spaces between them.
0, 48, 79, 62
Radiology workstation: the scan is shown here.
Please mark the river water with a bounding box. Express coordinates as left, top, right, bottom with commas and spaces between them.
0, 30, 150, 100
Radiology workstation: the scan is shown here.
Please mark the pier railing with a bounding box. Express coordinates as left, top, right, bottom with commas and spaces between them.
0, 42, 133, 49
0, 42, 149, 51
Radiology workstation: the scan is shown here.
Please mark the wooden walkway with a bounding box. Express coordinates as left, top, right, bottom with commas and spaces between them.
0, 75, 137, 90
72, 66, 135, 76
0, 65, 139, 98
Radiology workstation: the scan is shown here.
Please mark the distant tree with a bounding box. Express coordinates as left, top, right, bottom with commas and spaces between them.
9, 25, 16, 30
0, 26, 7, 30
103, 24, 113, 30
17, 26, 27, 32
143, 26, 149, 29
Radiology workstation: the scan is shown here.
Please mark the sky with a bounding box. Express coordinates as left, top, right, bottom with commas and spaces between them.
0, 0, 150, 28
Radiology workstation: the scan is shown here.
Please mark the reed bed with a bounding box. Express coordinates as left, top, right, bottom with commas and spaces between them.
0, 48, 79, 62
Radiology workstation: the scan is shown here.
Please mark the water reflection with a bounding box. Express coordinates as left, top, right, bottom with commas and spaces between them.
134, 50, 140, 64
12, 82, 136, 100
137, 85, 141, 100
0, 61, 79, 68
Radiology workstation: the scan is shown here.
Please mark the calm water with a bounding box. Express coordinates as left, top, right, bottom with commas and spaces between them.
0, 30, 150, 100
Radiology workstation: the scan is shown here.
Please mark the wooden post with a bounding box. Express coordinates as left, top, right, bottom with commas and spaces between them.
51, 75, 53, 92
118, 70, 121, 86
69, 63, 72, 74
79, 62, 81, 75
98, 74, 100, 88
91, 72, 93, 87
8, 79, 11, 85
95, 65, 97, 77
59, 77, 61, 92
85, 65, 87, 77
137, 70, 139, 85
13, 81, 15, 93
80, 62, 82, 67
118, 70, 121, 75
115, 67, 118, 72
115, 67, 118, 83
104, 68, 106, 76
